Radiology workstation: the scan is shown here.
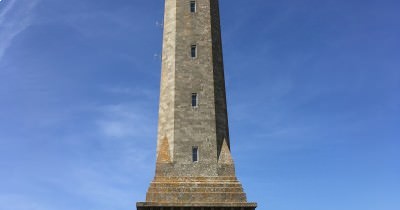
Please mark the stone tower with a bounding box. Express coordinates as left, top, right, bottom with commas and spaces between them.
137, 0, 257, 209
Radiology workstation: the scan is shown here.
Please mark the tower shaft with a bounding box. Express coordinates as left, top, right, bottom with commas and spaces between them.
158, 0, 228, 171
137, 1, 257, 209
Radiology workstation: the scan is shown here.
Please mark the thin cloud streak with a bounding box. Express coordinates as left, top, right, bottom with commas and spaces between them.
0, 0, 38, 62
96, 102, 155, 139
0, 194, 49, 210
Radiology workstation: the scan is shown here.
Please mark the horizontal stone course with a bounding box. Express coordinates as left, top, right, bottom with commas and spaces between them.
147, 187, 245, 193
137, 202, 257, 209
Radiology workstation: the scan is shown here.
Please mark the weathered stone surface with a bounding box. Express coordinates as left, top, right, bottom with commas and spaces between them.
157, 136, 172, 163
137, 204, 257, 210
218, 139, 234, 164
137, 0, 257, 209
146, 176, 247, 204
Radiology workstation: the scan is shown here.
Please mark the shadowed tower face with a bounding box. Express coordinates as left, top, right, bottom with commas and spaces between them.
137, 0, 257, 209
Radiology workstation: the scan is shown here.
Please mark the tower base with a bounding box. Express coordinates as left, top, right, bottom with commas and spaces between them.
136, 202, 257, 210
138, 176, 257, 210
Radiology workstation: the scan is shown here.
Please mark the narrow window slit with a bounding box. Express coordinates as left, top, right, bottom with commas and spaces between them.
190, 1, 196, 13
192, 147, 198, 162
192, 93, 198, 107
191, 45, 197, 58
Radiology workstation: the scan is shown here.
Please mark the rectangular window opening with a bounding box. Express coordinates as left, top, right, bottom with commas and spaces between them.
191, 45, 197, 58
191, 93, 198, 107
190, 1, 196, 13
192, 147, 198, 162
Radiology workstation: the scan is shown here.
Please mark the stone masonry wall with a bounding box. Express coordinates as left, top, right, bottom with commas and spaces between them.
143, 0, 255, 206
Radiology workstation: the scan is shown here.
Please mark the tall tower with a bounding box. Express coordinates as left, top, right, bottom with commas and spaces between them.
137, 1, 257, 209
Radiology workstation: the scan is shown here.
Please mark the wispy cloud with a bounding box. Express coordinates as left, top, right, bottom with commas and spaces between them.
105, 86, 158, 100
0, 0, 38, 62
0, 194, 49, 210
96, 102, 156, 139
41, 166, 139, 210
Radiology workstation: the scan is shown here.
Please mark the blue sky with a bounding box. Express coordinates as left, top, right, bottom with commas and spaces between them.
0, 0, 399, 209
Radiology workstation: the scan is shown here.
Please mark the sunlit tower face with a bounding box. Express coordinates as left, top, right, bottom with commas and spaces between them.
136, 1, 257, 209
